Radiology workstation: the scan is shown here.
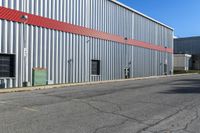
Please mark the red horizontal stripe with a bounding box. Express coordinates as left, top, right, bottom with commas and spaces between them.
0, 7, 173, 53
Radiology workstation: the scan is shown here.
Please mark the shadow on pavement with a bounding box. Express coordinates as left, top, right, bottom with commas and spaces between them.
160, 78, 200, 94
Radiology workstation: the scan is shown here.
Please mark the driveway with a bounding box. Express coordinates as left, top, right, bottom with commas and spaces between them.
0, 74, 200, 133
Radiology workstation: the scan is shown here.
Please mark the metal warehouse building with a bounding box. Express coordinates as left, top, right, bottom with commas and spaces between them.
174, 36, 200, 70
0, 0, 173, 88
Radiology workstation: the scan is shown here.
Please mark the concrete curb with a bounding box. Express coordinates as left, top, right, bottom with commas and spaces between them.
0, 73, 198, 94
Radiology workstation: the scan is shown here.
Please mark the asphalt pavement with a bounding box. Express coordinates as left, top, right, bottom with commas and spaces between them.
0, 74, 200, 133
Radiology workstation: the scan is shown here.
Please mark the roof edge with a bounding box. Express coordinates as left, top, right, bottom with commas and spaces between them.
109, 0, 174, 30
175, 36, 200, 40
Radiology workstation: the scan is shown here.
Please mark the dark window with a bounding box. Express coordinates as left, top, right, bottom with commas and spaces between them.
91, 60, 100, 75
0, 54, 15, 77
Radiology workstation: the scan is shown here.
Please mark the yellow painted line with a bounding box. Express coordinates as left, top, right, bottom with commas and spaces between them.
23, 107, 39, 112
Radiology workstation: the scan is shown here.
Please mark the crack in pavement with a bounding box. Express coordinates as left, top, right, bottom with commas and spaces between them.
173, 107, 200, 133
136, 102, 198, 133
76, 99, 149, 129
92, 119, 129, 133
83, 100, 145, 124
39, 79, 174, 103
183, 110, 199, 132
88, 99, 123, 113
134, 101, 177, 108
77, 99, 200, 133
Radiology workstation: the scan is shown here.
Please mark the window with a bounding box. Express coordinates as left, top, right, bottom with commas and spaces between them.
0, 54, 15, 77
91, 60, 100, 75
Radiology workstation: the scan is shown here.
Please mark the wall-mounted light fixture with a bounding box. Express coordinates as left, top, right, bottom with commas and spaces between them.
68, 59, 73, 64
21, 15, 28, 21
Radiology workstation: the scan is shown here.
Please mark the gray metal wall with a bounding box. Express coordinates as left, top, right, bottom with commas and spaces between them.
174, 37, 200, 55
174, 37, 200, 70
0, 0, 173, 88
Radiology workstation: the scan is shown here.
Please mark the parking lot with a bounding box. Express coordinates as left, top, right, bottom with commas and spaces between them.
0, 74, 200, 133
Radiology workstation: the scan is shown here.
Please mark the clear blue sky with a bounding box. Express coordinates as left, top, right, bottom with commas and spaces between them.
118, 0, 200, 38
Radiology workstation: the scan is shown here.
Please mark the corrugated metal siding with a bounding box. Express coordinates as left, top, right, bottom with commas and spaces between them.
1, 0, 173, 48
174, 37, 200, 70
174, 37, 200, 55
0, 0, 173, 88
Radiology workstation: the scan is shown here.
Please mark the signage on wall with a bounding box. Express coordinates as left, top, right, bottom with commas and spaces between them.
24, 48, 28, 57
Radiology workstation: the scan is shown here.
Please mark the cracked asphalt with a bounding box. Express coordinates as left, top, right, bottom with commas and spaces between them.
1, 74, 200, 133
